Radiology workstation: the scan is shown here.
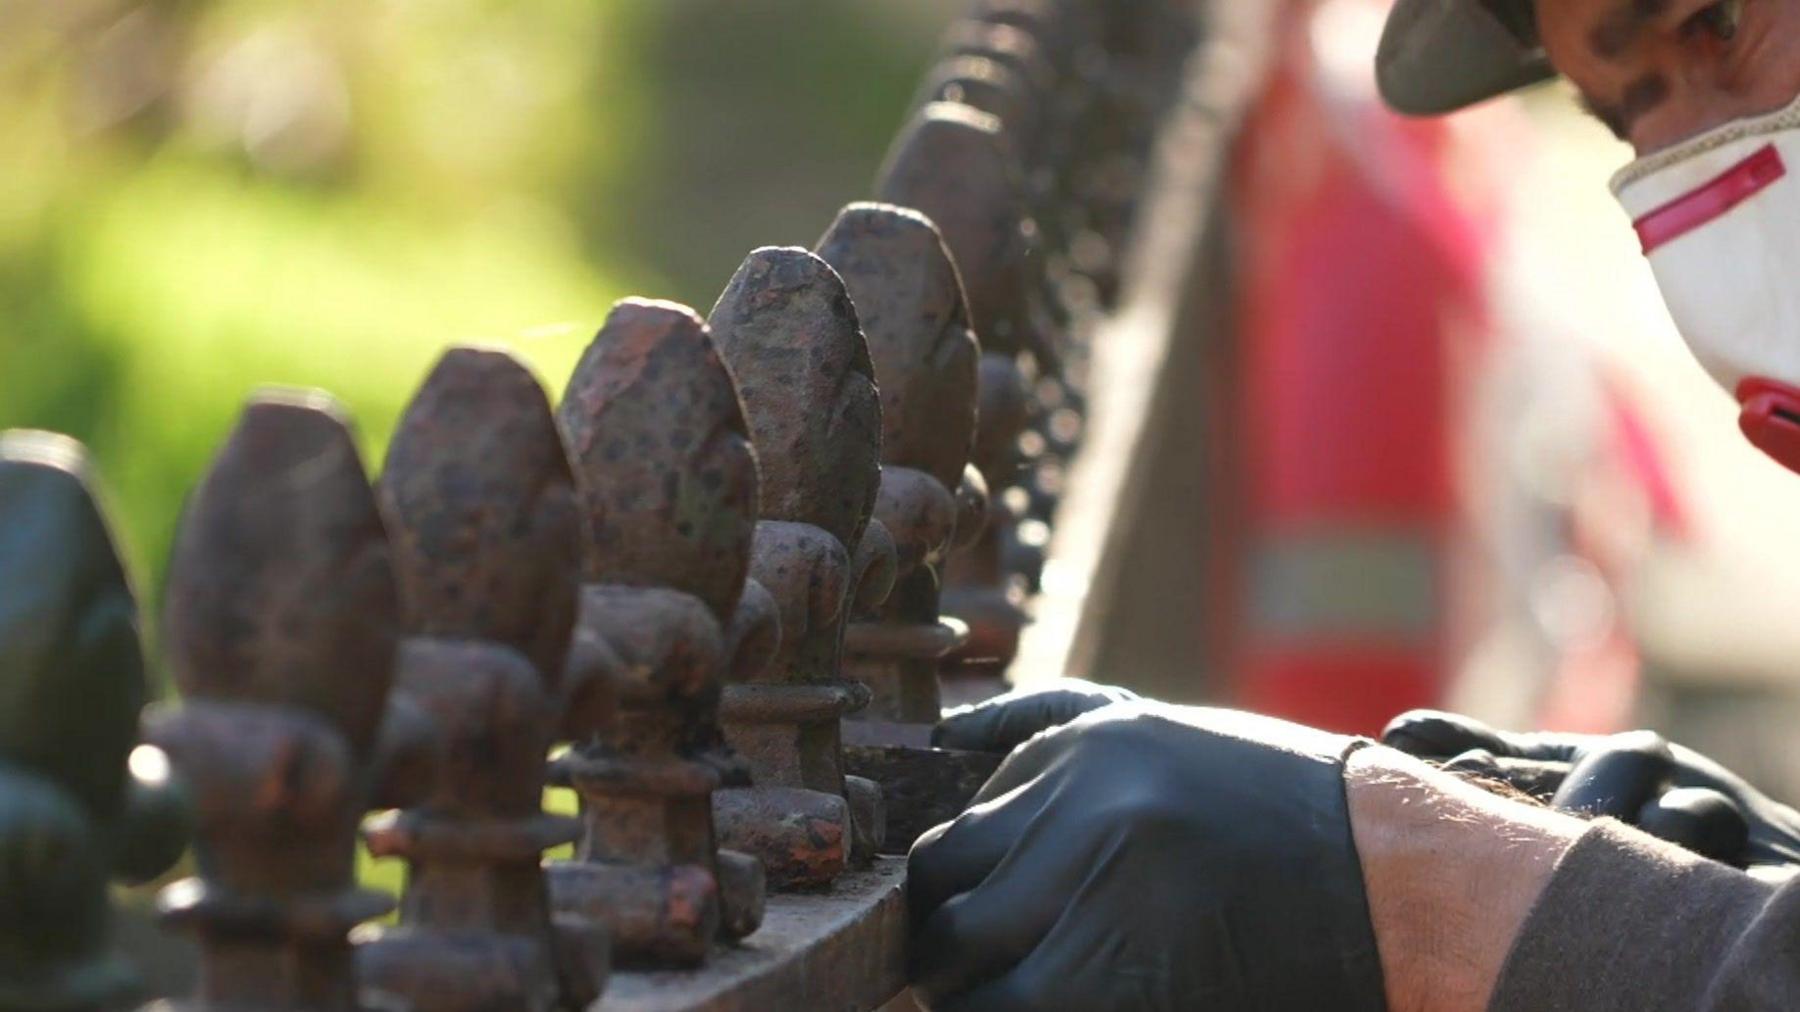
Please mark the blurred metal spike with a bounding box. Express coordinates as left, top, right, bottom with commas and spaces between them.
163, 391, 397, 761
877, 103, 1042, 361
379, 347, 582, 680
0, 431, 144, 831
359, 347, 600, 1011
152, 392, 399, 1012
0, 431, 184, 1011
816, 204, 979, 495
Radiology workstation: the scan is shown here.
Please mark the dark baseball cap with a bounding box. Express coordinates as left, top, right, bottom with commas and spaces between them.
1377, 0, 1556, 115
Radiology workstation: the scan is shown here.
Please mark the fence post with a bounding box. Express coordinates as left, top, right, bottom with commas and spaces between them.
149, 394, 422, 1012
546, 300, 769, 968
809, 205, 1008, 852
707, 247, 896, 878
355, 347, 606, 1010
0, 432, 187, 1011
878, 102, 1051, 681
816, 203, 980, 730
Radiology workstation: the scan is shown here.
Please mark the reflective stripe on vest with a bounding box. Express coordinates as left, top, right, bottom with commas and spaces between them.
1245, 529, 1438, 646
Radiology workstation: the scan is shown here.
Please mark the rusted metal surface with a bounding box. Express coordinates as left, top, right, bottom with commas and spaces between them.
815, 203, 980, 727
356, 347, 602, 1011
839, 746, 1003, 858
549, 300, 768, 970
710, 785, 846, 895
149, 393, 409, 1012
876, 102, 1059, 680
706, 247, 896, 882
877, 102, 1047, 365
806, 206, 1008, 854
596, 859, 907, 1012
0, 431, 187, 1011
1047, 0, 1202, 307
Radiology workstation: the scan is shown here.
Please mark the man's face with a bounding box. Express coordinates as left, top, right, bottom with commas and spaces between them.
1534, 0, 1800, 154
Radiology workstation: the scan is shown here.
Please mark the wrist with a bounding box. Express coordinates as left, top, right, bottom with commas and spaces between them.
1346, 746, 1584, 1012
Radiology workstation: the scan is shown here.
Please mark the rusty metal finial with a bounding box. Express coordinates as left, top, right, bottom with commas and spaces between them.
356, 348, 604, 1010
706, 247, 896, 882
548, 299, 767, 968
707, 249, 881, 549
876, 101, 1058, 366
150, 392, 405, 1012
814, 204, 983, 727
873, 99, 1051, 491
810, 207, 1006, 853
877, 105, 1047, 679
816, 207, 977, 497
0, 431, 187, 1011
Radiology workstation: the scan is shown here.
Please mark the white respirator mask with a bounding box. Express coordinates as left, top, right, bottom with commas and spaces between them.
1611, 92, 1800, 473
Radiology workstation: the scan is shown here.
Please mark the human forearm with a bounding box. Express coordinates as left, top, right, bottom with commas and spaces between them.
1346, 747, 1583, 1012
1348, 744, 1800, 1012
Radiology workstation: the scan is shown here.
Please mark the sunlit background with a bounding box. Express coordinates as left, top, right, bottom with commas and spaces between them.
0, 0, 956, 630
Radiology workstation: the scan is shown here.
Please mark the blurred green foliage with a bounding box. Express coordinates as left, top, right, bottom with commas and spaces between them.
0, 0, 944, 665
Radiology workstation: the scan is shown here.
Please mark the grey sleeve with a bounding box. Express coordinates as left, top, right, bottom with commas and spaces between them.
1490, 820, 1800, 1011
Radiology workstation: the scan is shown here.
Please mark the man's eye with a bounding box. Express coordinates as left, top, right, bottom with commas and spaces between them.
1682, 0, 1744, 41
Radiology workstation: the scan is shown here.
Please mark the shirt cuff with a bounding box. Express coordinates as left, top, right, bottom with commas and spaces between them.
1489, 819, 1776, 1012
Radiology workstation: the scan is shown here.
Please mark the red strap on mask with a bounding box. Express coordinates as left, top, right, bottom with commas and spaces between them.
1737, 377, 1800, 474
1634, 145, 1786, 254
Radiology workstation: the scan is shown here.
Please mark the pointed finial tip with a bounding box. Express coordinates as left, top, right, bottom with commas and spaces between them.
417, 345, 547, 405
734, 246, 844, 294
436, 343, 531, 371
609, 297, 708, 330
246, 386, 350, 419
825, 202, 942, 239
711, 248, 860, 342
917, 100, 1004, 137
820, 204, 959, 270
0, 429, 91, 477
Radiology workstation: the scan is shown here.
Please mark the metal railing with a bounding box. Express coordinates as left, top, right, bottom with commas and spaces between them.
0, 2, 1249, 1008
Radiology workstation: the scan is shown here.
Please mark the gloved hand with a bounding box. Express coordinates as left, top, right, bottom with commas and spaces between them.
930, 679, 1138, 753
1384, 709, 1800, 875
908, 702, 1387, 1011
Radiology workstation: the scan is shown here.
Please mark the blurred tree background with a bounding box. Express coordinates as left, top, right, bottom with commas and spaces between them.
0, 0, 953, 662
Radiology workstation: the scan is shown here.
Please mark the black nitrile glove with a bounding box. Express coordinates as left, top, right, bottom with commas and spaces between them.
1384, 709, 1800, 875
908, 702, 1387, 1011
931, 679, 1139, 753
